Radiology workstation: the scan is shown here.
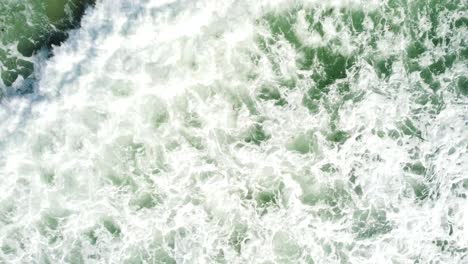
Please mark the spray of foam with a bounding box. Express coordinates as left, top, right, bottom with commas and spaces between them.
0, 0, 467, 263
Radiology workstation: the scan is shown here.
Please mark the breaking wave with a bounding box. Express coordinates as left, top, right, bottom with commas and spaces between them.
0, 0, 467, 263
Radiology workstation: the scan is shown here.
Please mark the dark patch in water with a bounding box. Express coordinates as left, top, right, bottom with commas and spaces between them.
0, 0, 95, 88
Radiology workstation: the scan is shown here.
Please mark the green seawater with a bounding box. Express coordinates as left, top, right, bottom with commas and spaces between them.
0, 0, 467, 263
0, 0, 93, 88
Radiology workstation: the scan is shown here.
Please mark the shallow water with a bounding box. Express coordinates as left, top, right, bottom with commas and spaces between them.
0, 0, 467, 263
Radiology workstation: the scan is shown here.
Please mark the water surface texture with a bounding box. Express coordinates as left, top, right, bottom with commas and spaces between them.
0, 0, 467, 263
0, 0, 93, 89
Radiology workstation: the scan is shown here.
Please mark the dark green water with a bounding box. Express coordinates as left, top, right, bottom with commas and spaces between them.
0, 0, 93, 88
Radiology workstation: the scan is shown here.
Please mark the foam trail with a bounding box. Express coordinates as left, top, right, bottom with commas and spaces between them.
0, 0, 467, 263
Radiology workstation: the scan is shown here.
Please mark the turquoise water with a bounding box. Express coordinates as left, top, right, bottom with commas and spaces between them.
0, 0, 467, 263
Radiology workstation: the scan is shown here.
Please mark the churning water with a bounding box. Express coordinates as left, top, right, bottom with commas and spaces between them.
0, 0, 93, 89
0, 0, 467, 263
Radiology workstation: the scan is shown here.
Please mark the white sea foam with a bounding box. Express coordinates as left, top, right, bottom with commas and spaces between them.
0, 0, 467, 263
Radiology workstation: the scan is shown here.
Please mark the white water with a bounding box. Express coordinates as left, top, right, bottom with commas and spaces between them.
0, 0, 467, 263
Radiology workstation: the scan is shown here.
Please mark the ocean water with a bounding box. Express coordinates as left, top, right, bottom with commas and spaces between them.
0, 0, 467, 263
0, 0, 93, 89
